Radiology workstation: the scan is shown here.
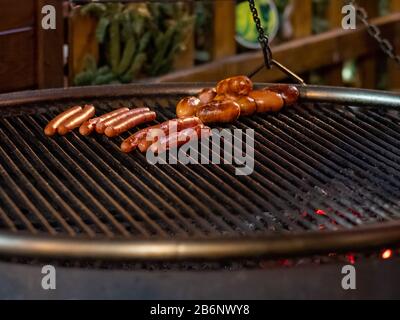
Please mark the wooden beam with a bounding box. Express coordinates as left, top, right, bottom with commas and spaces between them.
155, 13, 400, 83
36, 0, 64, 89
357, 0, 379, 89
212, 0, 236, 60
325, 0, 344, 85
68, 7, 99, 85
290, 0, 313, 38
388, 0, 400, 90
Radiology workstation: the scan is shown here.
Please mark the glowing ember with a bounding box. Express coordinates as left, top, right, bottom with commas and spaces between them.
382, 249, 393, 260
346, 254, 356, 265
315, 209, 327, 216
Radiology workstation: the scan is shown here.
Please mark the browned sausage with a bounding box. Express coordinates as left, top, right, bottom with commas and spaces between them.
216, 76, 253, 97
249, 90, 284, 113
121, 116, 203, 154
196, 100, 241, 124
266, 84, 299, 106
176, 97, 202, 119
198, 88, 217, 105
44, 106, 82, 136
149, 124, 211, 154
234, 96, 257, 117
105, 111, 156, 138
96, 107, 149, 134
57, 105, 96, 136
121, 124, 161, 153
137, 117, 203, 153
79, 107, 129, 136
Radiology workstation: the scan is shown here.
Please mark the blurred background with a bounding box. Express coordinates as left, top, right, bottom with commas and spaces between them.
0, 0, 399, 94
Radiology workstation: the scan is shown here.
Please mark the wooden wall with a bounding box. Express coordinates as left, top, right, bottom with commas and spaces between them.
156, 0, 400, 90
0, 0, 64, 93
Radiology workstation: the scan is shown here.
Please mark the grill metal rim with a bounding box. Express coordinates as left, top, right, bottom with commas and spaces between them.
0, 83, 399, 261
0, 221, 400, 261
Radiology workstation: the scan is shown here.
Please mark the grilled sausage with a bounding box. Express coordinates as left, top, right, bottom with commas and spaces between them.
96, 107, 150, 134
105, 111, 156, 138
121, 117, 202, 153
198, 88, 217, 105
149, 124, 211, 154
57, 105, 96, 136
121, 124, 161, 153
137, 116, 203, 153
44, 106, 82, 136
234, 96, 257, 117
176, 97, 202, 119
249, 90, 285, 113
266, 84, 300, 106
79, 107, 129, 136
196, 100, 241, 124
216, 76, 253, 97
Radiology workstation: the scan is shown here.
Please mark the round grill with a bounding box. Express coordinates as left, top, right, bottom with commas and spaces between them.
0, 83, 399, 261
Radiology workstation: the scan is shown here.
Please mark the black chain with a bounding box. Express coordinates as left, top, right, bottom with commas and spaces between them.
247, 0, 273, 69
350, 0, 400, 65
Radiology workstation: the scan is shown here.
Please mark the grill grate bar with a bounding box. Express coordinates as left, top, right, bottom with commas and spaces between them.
236, 118, 359, 228
0, 186, 37, 233
308, 106, 400, 170
63, 125, 202, 237
102, 100, 243, 234
159, 106, 301, 232
0, 120, 98, 237
127, 98, 270, 233
291, 106, 400, 191
256, 114, 399, 222
33, 114, 156, 237
230, 120, 347, 230
0, 156, 56, 235
0, 204, 17, 232
331, 108, 400, 156
244, 114, 396, 223
41, 114, 183, 237
283, 108, 400, 216
0, 135, 76, 236
11, 116, 118, 237
87, 134, 217, 236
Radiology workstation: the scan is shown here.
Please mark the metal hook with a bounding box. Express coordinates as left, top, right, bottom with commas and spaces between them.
248, 60, 306, 86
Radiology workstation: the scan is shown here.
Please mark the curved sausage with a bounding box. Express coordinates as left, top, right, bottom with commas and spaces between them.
96, 107, 149, 134
234, 96, 257, 117
79, 107, 129, 136
249, 90, 285, 113
198, 88, 217, 105
44, 106, 82, 136
105, 111, 156, 138
149, 124, 211, 154
176, 97, 202, 119
216, 76, 253, 97
266, 84, 300, 106
137, 116, 203, 153
57, 105, 96, 136
196, 100, 241, 124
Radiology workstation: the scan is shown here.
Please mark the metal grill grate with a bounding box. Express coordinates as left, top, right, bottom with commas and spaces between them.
0, 84, 399, 260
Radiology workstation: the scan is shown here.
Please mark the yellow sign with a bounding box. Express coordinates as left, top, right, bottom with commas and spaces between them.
236, 0, 279, 49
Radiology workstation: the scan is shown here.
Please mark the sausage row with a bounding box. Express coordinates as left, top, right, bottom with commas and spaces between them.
45, 106, 156, 138
45, 104, 207, 155
45, 76, 299, 155
176, 76, 300, 124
